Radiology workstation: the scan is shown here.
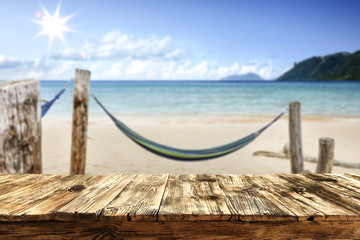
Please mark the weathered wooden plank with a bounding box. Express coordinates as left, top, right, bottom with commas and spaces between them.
0, 174, 60, 202
245, 174, 325, 221
0, 175, 64, 221
343, 173, 360, 184
0, 220, 360, 240
320, 174, 360, 194
316, 180, 360, 210
316, 137, 335, 173
0, 173, 17, 181
279, 174, 360, 221
256, 174, 360, 221
0, 173, 359, 226
102, 174, 169, 222
56, 174, 135, 221
216, 174, 298, 222
0, 175, 102, 221
0, 174, 44, 198
289, 101, 304, 173
335, 174, 360, 187
300, 174, 360, 214
252, 174, 359, 221
0, 79, 41, 173
70, 69, 91, 175
158, 174, 232, 221
11, 175, 103, 221
0, 173, 36, 185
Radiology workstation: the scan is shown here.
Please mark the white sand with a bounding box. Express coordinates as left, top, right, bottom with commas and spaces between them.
42, 116, 360, 175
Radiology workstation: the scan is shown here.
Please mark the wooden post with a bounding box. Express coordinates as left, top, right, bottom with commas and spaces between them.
289, 101, 304, 173
316, 137, 335, 173
70, 69, 91, 174
0, 79, 42, 173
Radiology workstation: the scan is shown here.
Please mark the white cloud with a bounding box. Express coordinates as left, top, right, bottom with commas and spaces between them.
216, 62, 240, 77
48, 61, 78, 76
87, 59, 278, 80
89, 62, 102, 72
0, 30, 281, 81
0, 54, 76, 80
104, 62, 123, 77
124, 60, 165, 79
209, 60, 276, 80
52, 30, 184, 61
258, 61, 273, 79
26, 71, 44, 79
0, 52, 279, 80
0, 54, 29, 69
240, 64, 257, 75
165, 49, 185, 59
125, 60, 151, 75
102, 30, 120, 43
160, 61, 210, 80
158, 60, 278, 80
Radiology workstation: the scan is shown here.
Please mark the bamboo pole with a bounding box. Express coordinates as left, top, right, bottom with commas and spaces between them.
289, 101, 304, 173
0, 79, 42, 173
70, 69, 91, 174
316, 138, 335, 173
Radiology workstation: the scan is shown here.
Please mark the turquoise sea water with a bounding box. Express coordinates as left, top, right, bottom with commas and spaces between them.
40, 81, 360, 118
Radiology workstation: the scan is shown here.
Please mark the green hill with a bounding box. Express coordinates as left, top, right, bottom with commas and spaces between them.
277, 50, 360, 81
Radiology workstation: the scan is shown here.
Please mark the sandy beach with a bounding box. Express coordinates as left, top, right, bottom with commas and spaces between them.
42, 116, 360, 175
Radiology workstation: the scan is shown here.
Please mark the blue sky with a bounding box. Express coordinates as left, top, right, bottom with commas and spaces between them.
0, 0, 359, 80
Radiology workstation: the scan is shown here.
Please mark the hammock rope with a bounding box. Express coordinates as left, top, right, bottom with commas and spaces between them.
41, 79, 72, 117
92, 95, 284, 161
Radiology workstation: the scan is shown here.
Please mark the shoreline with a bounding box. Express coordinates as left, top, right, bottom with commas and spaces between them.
44, 114, 360, 124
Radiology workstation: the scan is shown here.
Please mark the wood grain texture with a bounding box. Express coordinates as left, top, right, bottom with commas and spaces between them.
0, 174, 58, 202
0, 174, 359, 239
216, 174, 298, 222
102, 174, 168, 222
0, 220, 359, 240
158, 174, 232, 221
289, 101, 304, 173
316, 137, 335, 173
14, 174, 102, 221
70, 69, 91, 174
279, 174, 360, 221
0, 79, 41, 173
56, 174, 135, 221
0, 175, 86, 221
250, 174, 327, 221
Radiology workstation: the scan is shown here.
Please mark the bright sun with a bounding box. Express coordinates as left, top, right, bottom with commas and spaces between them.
32, 3, 75, 46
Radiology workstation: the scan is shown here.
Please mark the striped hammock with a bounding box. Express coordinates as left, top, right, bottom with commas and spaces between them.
41, 80, 72, 117
92, 95, 284, 161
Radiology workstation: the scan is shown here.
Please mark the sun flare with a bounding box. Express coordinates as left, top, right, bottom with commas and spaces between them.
32, 3, 75, 46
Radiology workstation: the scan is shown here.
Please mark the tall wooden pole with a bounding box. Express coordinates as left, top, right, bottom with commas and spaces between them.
70, 69, 91, 174
289, 101, 304, 174
316, 137, 335, 173
0, 79, 42, 173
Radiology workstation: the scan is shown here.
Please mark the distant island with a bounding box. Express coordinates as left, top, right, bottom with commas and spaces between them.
220, 73, 263, 81
277, 50, 360, 81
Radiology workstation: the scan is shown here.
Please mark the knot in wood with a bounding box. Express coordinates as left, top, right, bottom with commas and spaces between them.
199, 195, 221, 201
68, 184, 86, 192
294, 187, 306, 193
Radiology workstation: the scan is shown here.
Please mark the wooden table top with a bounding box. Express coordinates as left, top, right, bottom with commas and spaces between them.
0, 173, 359, 223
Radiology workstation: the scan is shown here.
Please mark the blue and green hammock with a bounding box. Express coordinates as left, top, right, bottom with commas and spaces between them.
41, 80, 72, 117
92, 95, 284, 161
